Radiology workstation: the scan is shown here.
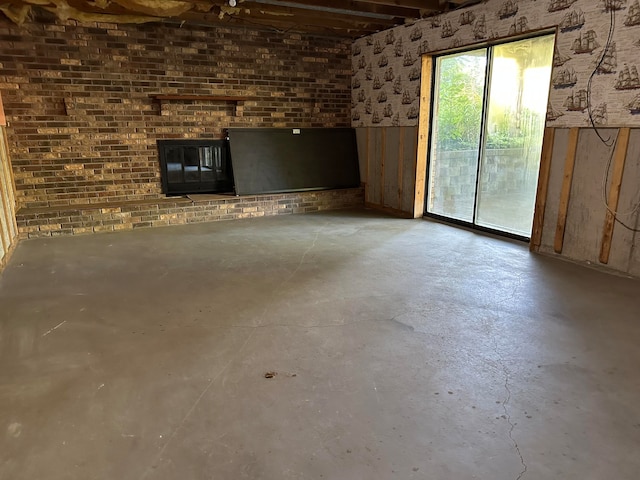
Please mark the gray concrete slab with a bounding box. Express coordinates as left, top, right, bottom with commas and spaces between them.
1, 209, 639, 480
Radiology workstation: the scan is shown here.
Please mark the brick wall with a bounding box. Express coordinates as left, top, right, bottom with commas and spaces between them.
0, 14, 351, 209
16, 187, 364, 238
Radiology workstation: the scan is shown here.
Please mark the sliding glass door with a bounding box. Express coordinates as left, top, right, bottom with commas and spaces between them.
426, 35, 554, 238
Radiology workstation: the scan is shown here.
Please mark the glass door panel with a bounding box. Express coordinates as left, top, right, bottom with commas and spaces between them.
475, 36, 555, 236
427, 49, 487, 222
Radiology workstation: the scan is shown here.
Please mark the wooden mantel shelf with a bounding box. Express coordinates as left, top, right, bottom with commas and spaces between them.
151, 94, 250, 115
151, 94, 249, 102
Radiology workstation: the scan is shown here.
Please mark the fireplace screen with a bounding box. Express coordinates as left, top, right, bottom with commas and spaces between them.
157, 139, 234, 195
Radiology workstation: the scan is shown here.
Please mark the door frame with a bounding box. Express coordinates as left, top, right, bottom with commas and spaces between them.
415, 28, 558, 243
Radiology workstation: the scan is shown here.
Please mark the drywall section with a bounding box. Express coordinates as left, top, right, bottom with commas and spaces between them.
356, 126, 417, 217
608, 129, 640, 276
537, 127, 640, 277
539, 128, 571, 251
0, 123, 18, 272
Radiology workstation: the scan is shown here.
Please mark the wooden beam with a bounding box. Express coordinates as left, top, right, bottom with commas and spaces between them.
530, 127, 555, 251
235, 2, 399, 28
180, 9, 391, 36
397, 125, 404, 209
152, 95, 248, 101
0, 127, 16, 250
0, 91, 5, 127
365, 127, 371, 203
599, 127, 630, 264
554, 127, 579, 254
380, 127, 386, 206
355, 0, 441, 11
413, 55, 432, 218
256, 0, 421, 19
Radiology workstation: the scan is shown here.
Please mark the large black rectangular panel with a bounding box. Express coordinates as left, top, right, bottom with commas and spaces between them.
227, 128, 360, 195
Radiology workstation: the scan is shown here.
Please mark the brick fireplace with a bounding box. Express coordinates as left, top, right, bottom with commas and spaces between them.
1, 15, 361, 237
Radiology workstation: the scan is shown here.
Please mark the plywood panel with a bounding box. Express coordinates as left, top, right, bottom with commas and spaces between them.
530, 128, 555, 251
355, 127, 368, 183
554, 128, 579, 253
629, 220, 640, 277
383, 127, 400, 210
540, 129, 571, 253
562, 129, 616, 263
609, 129, 640, 274
599, 128, 630, 264
368, 128, 382, 205
402, 127, 418, 215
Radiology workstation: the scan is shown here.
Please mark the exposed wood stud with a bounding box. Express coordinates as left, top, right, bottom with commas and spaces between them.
1, 0, 446, 37
1, 128, 18, 241
599, 127, 630, 264
397, 126, 404, 209
380, 127, 386, 207
0, 127, 15, 254
530, 127, 555, 251
365, 127, 370, 203
413, 56, 432, 218
554, 127, 579, 254
0, 92, 5, 127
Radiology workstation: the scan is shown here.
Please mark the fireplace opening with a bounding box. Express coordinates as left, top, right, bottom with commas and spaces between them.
157, 139, 234, 195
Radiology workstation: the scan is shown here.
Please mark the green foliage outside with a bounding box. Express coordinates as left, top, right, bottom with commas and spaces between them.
435, 55, 531, 151
435, 55, 485, 151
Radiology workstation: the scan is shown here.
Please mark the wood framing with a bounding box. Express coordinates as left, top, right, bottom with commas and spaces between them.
414, 55, 433, 218
0, 125, 18, 270
397, 126, 404, 209
380, 127, 386, 206
0, 91, 5, 127
599, 127, 630, 264
365, 127, 370, 202
530, 127, 555, 251
554, 127, 579, 254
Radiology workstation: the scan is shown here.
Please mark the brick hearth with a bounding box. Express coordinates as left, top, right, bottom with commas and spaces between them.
16, 187, 364, 238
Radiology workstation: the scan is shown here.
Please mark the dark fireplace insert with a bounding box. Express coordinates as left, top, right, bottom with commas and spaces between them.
157, 139, 234, 195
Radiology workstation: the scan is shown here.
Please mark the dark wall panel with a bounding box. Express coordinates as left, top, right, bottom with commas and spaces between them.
228, 128, 360, 195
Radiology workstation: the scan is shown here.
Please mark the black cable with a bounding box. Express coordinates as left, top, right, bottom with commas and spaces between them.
614, 215, 640, 232
602, 133, 640, 232
585, 6, 640, 232
586, 5, 616, 146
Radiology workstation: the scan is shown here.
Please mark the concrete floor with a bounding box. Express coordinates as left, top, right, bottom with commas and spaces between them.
1, 208, 639, 480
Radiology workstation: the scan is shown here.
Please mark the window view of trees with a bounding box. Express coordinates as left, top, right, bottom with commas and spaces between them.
428, 35, 555, 236
434, 53, 486, 152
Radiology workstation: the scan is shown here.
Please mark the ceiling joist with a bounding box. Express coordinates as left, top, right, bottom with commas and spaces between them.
0, 0, 472, 37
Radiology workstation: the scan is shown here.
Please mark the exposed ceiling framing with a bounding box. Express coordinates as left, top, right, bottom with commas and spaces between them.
0, 0, 475, 37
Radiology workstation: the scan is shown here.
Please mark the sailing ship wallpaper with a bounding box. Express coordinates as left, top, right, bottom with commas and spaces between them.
352, 0, 640, 127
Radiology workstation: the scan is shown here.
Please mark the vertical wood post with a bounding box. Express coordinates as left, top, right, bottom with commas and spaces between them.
414, 56, 433, 218
554, 127, 579, 254
530, 127, 555, 251
599, 127, 630, 264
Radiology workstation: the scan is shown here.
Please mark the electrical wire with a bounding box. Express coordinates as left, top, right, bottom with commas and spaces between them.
586, 5, 616, 147
585, 6, 640, 232
601, 131, 640, 232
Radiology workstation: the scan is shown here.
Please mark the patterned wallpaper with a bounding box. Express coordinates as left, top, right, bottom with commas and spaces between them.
351, 0, 640, 128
